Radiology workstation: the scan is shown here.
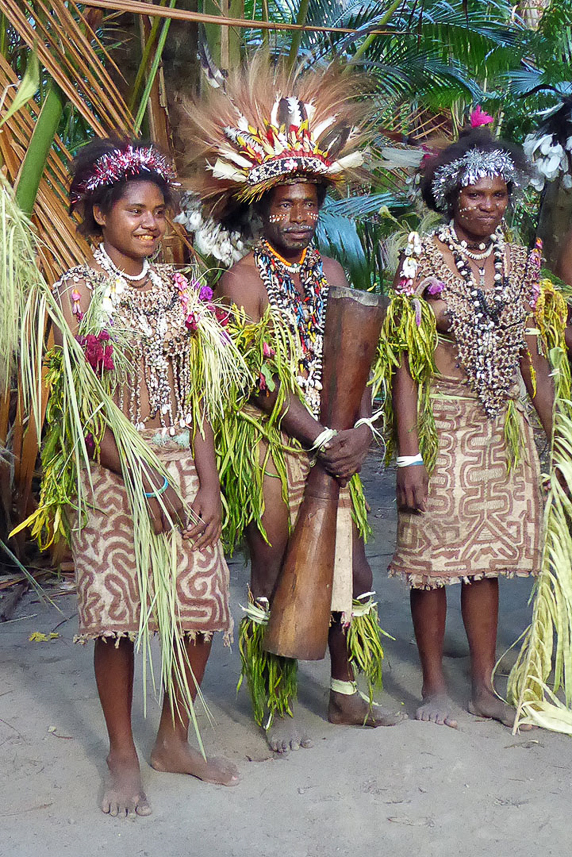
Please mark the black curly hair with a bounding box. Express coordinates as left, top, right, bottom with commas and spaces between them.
69, 136, 176, 237
419, 127, 528, 217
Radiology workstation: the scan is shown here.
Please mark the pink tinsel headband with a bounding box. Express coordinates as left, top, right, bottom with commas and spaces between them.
71, 144, 179, 203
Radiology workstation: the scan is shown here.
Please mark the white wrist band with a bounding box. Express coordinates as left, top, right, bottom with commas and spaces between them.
310, 427, 337, 453
354, 408, 384, 439
396, 453, 424, 467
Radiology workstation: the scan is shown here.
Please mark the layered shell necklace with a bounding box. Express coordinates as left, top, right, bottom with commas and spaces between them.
254, 239, 328, 416
93, 245, 193, 432
435, 223, 527, 417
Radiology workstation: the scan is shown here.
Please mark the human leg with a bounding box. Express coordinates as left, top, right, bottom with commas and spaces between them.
242, 463, 312, 753
328, 529, 405, 727
94, 637, 152, 817
462, 577, 522, 727
410, 586, 458, 728
150, 634, 239, 785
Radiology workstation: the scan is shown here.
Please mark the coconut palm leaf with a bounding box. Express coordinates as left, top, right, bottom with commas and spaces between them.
323, 192, 408, 221
315, 210, 372, 291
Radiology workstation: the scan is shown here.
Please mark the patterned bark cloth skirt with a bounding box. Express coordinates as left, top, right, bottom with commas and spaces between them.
389, 375, 543, 589
72, 429, 232, 643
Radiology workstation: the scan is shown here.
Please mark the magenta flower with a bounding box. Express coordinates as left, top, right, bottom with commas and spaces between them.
77, 330, 114, 372
263, 342, 276, 358
420, 277, 444, 296
199, 285, 214, 302
215, 306, 229, 327
470, 105, 494, 128
185, 312, 199, 332
396, 277, 415, 296
85, 432, 95, 455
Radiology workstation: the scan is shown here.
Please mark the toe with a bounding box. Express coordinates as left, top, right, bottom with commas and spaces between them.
289, 738, 300, 751
300, 738, 313, 749
136, 801, 152, 817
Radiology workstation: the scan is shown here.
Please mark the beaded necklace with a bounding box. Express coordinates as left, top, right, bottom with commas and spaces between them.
428, 227, 528, 417
254, 239, 328, 416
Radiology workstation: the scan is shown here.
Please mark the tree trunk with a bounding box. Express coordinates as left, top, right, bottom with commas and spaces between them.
537, 177, 572, 273
161, 0, 200, 167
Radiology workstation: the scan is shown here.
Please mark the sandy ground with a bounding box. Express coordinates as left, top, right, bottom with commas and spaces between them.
1, 460, 570, 857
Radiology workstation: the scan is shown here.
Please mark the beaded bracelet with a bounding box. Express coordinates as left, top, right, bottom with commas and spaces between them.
144, 476, 169, 498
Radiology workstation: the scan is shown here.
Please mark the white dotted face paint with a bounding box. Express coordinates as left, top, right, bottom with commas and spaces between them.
268, 214, 286, 223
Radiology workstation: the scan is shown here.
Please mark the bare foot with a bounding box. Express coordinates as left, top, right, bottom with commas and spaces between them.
101, 751, 152, 818
468, 689, 532, 730
150, 738, 240, 786
416, 693, 458, 728
265, 713, 313, 754
328, 690, 406, 727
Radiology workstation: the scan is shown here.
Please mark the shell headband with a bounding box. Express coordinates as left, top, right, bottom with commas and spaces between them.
431, 148, 525, 212
71, 144, 179, 204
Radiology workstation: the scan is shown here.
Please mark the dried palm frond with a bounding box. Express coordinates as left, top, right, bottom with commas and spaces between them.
508, 286, 572, 733
1, 0, 133, 135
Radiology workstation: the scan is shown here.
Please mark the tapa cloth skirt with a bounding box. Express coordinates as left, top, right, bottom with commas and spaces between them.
389, 375, 543, 589
72, 429, 232, 643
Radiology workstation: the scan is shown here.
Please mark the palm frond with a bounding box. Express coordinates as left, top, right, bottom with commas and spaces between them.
1, 0, 133, 135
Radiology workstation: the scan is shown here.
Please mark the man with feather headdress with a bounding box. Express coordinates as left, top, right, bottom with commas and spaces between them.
185, 58, 404, 752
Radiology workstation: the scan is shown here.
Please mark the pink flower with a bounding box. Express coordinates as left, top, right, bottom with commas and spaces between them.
396, 277, 415, 296
77, 330, 114, 373
420, 277, 444, 296
172, 272, 188, 291
199, 285, 213, 302
215, 306, 229, 327
470, 105, 494, 128
263, 342, 276, 358
185, 312, 199, 332
71, 289, 84, 321
530, 280, 541, 310
258, 371, 267, 391
85, 432, 95, 455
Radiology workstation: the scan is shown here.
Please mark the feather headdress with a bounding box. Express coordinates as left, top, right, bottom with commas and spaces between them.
181, 56, 371, 219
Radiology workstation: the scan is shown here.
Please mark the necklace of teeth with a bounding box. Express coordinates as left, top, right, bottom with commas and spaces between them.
94, 244, 151, 282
